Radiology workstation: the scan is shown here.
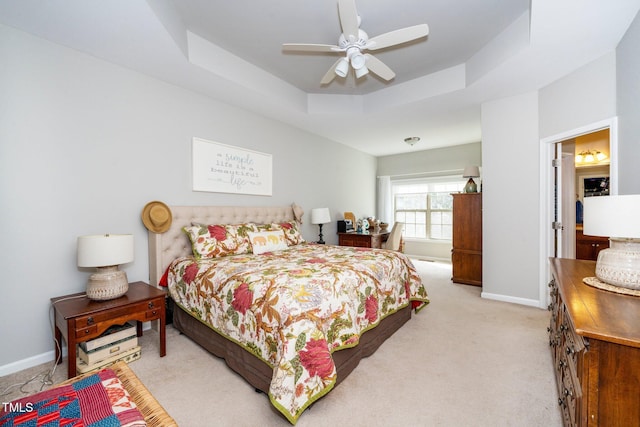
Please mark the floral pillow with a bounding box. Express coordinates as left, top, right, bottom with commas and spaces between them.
247, 230, 288, 255
256, 221, 305, 246
183, 223, 257, 259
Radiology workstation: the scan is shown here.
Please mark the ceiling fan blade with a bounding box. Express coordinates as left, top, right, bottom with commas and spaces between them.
320, 59, 342, 84
365, 54, 395, 81
283, 43, 341, 53
366, 24, 429, 50
338, 0, 359, 40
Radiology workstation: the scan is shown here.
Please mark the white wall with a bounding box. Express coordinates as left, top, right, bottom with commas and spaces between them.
376, 142, 482, 177
539, 52, 617, 140
0, 25, 376, 372
480, 52, 617, 307
376, 142, 482, 260
616, 11, 640, 194
481, 92, 541, 305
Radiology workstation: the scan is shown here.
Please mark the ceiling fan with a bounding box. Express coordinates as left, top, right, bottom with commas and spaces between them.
283, 0, 429, 84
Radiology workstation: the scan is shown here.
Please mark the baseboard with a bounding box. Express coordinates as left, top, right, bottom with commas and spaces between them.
0, 349, 62, 377
406, 254, 451, 264
481, 291, 542, 308
0, 322, 153, 377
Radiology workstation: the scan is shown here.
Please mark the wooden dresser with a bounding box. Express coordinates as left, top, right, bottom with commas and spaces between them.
575, 227, 609, 260
338, 230, 389, 249
451, 193, 482, 286
548, 258, 640, 426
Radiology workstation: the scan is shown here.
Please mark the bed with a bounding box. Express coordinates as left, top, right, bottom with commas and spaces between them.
146, 203, 428, 424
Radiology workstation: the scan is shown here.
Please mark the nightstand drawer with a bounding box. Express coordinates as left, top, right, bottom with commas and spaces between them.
145, 308, 162, 320
74, 300, 160, 328
75, 324, 98, 338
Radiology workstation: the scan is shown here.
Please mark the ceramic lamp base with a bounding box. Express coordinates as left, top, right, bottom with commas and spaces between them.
464, 178, 477, 193
595, 238, 640, 291
86, 266, 129, 300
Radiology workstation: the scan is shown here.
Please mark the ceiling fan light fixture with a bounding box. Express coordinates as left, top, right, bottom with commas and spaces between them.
335, 58, 349, 77
350, 51, 366, 70
283, 0, 429, 85
355, 65, 369, 78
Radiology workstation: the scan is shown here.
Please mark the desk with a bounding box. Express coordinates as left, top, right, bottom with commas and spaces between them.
338, 230, 389, 249
51, 282, 166, 378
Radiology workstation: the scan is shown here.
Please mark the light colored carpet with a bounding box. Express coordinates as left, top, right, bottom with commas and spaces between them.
1, 260, 562, 426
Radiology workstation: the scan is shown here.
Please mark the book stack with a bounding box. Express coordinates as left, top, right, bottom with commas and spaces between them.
76, 322, 141, 374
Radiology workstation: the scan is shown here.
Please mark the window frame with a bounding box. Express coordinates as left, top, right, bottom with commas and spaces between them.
391, 176, 465, 241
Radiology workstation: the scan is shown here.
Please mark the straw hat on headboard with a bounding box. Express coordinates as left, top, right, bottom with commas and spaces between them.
142, 201, 172, 233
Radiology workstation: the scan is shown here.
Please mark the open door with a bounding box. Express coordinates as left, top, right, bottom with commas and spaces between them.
540, 118, 618, 308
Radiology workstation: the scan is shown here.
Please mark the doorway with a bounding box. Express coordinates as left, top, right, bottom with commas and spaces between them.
539, 117, 618, 307
555, 128, 611, 259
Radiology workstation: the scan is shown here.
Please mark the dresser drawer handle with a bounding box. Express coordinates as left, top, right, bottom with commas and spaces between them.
148, 302, 155, 309
87, 317, 94, 325
84, 329, 91, 335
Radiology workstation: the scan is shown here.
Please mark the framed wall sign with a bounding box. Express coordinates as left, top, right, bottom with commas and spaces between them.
192, 137, 272, 196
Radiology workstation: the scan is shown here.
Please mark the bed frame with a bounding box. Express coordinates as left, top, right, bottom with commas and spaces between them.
147, 203, 411, 395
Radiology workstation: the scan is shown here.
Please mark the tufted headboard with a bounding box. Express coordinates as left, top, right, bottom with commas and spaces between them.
147, 204, 303, 287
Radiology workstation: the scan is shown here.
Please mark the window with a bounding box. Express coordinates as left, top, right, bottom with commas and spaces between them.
392, 177, 465, 240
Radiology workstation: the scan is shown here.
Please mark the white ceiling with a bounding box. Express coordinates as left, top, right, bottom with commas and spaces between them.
1, 0, 638, 156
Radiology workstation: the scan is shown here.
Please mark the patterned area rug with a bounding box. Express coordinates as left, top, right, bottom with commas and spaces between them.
0, 367, 145, 427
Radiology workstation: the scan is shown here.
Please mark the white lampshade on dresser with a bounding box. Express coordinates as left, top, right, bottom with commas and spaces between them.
583, 195, 640, 293
77, 234, 134, 300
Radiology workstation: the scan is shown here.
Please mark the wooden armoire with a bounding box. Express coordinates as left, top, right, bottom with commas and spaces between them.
451, 192, 482, 286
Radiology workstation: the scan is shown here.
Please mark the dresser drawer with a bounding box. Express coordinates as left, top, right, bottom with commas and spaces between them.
561, 306, 586, 364
557, 322, 584, 427
560, 359, 581, 427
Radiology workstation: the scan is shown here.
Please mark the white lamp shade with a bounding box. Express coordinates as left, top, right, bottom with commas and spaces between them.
311, 208, 331, 225
350, 52, 366, 70
77, 234, 134, 267
463, 166, 480, 178
335, 58, 349, 78
583, 195, 640, 238
355, 65, 369, 78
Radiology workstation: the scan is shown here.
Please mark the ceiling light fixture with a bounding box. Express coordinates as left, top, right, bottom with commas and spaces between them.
404, 137, 420, 146
335, 58, 350, 77
355, 65, 369, 78
575, 149, 607, 164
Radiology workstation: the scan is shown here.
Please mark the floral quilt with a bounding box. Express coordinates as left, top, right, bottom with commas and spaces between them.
168, 243, 429, 424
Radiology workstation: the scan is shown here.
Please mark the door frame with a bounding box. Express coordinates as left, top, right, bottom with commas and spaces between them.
538, 117, 618, 308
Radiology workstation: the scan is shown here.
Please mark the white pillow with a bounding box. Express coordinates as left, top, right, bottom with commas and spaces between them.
248, 230, 288, 255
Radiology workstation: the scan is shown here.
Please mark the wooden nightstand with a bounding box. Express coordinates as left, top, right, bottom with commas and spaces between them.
51, 282, 166, 378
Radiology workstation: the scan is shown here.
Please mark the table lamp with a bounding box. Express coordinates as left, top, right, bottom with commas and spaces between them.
463, 166, 480, 193
77, 234, 134, 300
583, 195, 640, 293
311, 208, 331, 244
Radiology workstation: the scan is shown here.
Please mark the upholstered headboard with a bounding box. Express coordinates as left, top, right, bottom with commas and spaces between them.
147, 204, 303, 287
